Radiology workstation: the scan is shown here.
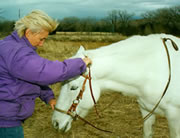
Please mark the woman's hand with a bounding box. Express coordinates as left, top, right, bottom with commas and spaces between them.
82, 57, 92, 66
48, 98, 56, 110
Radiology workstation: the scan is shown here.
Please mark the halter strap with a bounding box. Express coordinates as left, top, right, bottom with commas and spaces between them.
54, 66, 112, 133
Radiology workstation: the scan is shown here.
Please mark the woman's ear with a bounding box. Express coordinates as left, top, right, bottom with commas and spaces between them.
25, 29, 31, 37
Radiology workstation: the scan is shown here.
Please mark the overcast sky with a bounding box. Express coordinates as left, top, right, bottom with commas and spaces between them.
0, 0, 179, 20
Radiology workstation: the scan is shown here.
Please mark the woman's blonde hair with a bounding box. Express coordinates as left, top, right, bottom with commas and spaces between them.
14, 10, 59, 37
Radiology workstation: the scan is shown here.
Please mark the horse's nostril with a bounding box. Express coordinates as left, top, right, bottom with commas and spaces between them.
53, 121, 59, 129
53, 120, 70, 132
61, 122, 69, 132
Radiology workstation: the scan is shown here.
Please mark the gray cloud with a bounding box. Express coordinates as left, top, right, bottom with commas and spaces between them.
0, 0, 179, 20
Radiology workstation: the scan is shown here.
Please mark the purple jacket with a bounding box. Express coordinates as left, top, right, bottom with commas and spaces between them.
0, 31, 86, 127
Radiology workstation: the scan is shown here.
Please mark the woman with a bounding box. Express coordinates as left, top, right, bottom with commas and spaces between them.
0, 10, 91, 138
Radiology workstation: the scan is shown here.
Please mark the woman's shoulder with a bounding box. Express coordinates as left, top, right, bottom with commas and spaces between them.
0, 38, 35, 60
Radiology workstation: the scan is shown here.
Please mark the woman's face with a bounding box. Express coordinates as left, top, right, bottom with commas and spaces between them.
25, 29, 49, 47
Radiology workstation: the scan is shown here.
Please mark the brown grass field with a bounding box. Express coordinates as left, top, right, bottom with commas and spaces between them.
5, 33, 169, 138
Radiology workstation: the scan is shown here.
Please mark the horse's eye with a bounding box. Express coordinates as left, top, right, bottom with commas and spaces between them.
70, 86, 78, 90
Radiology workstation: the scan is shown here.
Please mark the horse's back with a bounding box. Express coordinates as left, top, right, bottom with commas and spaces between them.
113, 34, 180, 103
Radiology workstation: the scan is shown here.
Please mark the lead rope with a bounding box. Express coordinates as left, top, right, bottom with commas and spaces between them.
143, 38, 178, 121
76, 114, 112, 133
88, 66, 101, 118
54, 106, 113, 133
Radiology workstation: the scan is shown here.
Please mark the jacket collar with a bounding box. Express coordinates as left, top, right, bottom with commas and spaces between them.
11, 31, 37, 51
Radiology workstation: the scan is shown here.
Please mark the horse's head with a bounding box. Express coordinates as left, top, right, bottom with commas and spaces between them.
52, 46, 100, 132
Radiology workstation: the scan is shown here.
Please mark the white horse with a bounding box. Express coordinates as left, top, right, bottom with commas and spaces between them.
52, 34, 180, 138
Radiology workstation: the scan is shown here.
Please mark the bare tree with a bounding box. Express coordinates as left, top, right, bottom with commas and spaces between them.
142, 6, 180, 34
169, 6, 180, 25
118, 10, 134, 24
107, 10, 118, 32
142, 6, 180, 25
117, 10, 134, 34
59, 17, 80, 32
77, 17, 96, 33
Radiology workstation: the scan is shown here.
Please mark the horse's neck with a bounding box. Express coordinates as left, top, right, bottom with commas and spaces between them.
87, 42, 143, 97
86, 34, 177, 101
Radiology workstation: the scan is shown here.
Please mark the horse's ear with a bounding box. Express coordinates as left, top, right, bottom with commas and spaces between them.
76, 46, 86, 56
78, 46, 85, 53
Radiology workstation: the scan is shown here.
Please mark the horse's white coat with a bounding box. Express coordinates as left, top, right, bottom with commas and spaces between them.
52, 34, 180, 138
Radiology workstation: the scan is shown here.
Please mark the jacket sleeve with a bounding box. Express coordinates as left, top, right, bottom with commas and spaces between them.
7, 47, 86, 85
39, 85, 55, 104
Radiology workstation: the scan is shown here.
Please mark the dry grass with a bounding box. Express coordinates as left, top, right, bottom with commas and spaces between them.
19, 33, 169, 138
48, 32, 127, 42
